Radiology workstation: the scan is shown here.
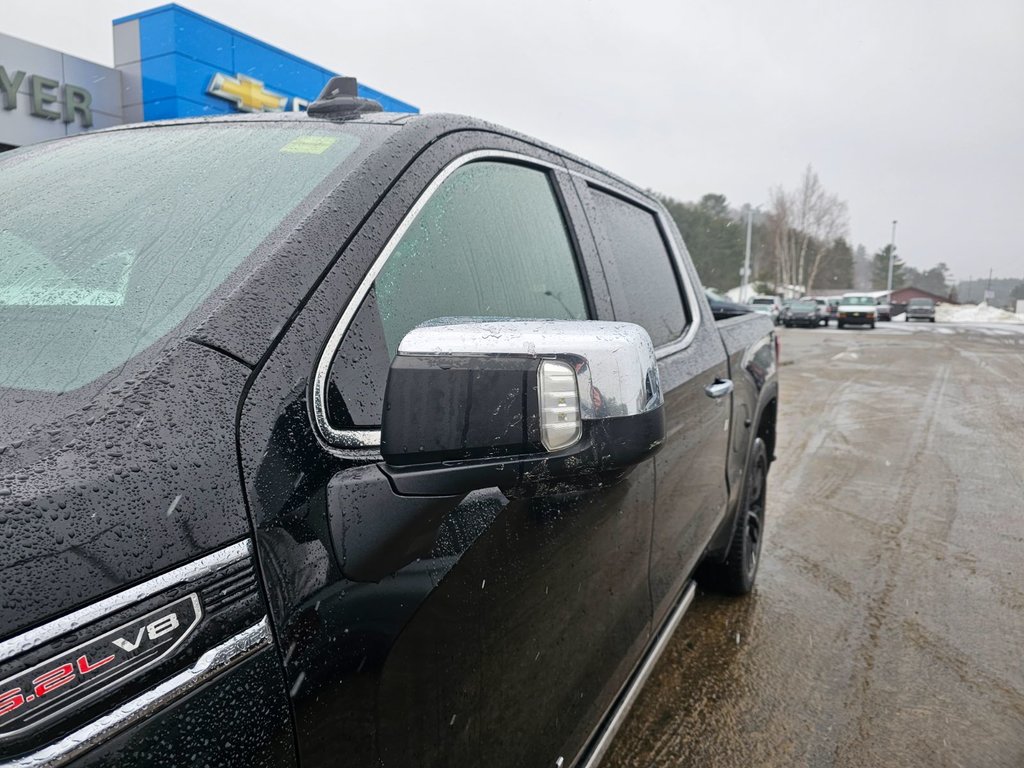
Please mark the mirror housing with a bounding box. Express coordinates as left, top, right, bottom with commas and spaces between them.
379, 319, 665, 496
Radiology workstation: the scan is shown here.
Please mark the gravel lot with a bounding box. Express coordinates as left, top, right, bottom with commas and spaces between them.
604, 321, 1024, 768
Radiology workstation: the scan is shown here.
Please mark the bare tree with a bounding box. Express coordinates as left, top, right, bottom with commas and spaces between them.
767, 166, 849, 292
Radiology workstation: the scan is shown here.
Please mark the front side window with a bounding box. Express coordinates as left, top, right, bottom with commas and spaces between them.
588, 189, 689, 347
326, 160, 588, 428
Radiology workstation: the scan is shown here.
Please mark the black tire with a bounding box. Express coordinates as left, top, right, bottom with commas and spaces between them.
870, 321, 876, 329
837, 321, 844, 329
905, 316, 909, 322
930, 318, 935, 323
706, 438, 768, 596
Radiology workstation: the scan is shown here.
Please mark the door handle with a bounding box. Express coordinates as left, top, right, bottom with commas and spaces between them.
704, 378, 734, 399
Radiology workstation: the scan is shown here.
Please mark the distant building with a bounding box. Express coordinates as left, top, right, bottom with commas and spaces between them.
890, 286, 956, 305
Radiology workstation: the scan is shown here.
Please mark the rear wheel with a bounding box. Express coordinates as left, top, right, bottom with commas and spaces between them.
870, 321, 876, 329
706, 438, 768, 595
837, 321, 844, 329
930, 317, 935, 323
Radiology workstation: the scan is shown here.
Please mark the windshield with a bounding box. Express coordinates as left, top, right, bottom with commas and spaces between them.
909, 298, 935, 306
791, 302, 817, 310
842, 296, 875, 306
0, 124, 361, 392
751, 298, 776, 305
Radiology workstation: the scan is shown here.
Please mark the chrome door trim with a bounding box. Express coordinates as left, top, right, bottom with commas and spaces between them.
0, 619, 272, 768
578, 580, 697, 768
0, 540, 252, 665
309, 149, 564, 452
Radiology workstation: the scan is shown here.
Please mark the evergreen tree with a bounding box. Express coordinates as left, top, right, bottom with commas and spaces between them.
657, 193, 747, 291
813, 237, 854, 289
872, 245, 904, 290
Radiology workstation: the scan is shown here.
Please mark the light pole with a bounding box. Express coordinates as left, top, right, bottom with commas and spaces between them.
741, 204, 759, 300
886, 219, 898, 294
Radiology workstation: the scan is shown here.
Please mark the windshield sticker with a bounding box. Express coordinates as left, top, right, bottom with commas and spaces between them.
280, 136, 338, 155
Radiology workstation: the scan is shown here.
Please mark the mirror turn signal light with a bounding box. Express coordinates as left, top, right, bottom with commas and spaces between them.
538, 359, 582, 452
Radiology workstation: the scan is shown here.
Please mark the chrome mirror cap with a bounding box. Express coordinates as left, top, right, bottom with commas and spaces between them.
396, 319, 663, 421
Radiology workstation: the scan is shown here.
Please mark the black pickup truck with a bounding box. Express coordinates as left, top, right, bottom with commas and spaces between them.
0, 79, 777, 768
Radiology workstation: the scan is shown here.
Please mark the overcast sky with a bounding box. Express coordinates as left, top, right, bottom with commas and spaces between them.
5, 0, 1023, 280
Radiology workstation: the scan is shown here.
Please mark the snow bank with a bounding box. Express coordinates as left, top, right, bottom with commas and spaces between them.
936, 302, 1024, 324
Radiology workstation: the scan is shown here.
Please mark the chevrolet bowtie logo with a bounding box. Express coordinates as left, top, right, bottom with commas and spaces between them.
207, 73, 288, 112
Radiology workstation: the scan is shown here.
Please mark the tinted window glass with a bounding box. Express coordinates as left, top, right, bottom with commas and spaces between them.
327, 160, 588, 427
0, 125, 362, 392
589, 189, 687, 346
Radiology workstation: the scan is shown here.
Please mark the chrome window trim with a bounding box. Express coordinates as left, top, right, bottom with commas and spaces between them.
311, 148, 702, 452
0, 618, 272, 768
310, 149, 564, 452
0, 540, 251, 665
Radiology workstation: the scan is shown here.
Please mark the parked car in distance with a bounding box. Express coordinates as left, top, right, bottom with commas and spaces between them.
826, 297, 841, 323
0, 78, 780, 768
809, 297, 830, 326
875, 297, 893, 321
782, 300, 822, 328
749, 295, 782, 325
905, 297, 937, 322
837, 295, 878, 329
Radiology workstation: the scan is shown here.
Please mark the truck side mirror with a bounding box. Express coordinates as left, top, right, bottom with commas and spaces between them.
379, 319, 665, 496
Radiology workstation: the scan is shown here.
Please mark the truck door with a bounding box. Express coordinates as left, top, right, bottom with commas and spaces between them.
237, 134, 655, 768
573, 176, 732, 627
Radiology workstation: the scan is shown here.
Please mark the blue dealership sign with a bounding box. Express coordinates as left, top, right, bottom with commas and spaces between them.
112, 4, 417, 123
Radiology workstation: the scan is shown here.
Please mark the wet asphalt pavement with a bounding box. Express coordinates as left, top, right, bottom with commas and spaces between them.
603, 321, 1024, 768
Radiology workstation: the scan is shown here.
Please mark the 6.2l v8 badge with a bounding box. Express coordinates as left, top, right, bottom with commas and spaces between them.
0, 594, 202, 739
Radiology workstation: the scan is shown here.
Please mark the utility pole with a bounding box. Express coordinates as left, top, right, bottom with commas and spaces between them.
886, 219, 898, 295
741, 205, 754, 301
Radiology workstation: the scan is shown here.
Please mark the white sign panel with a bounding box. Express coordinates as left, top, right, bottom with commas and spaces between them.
0, 32, 125, 148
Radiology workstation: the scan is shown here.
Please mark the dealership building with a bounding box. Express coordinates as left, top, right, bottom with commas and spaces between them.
0, 3, 417, 152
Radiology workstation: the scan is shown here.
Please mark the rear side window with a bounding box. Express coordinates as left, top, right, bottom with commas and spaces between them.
588, 189, 688, 347
326, 160, 589, 428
